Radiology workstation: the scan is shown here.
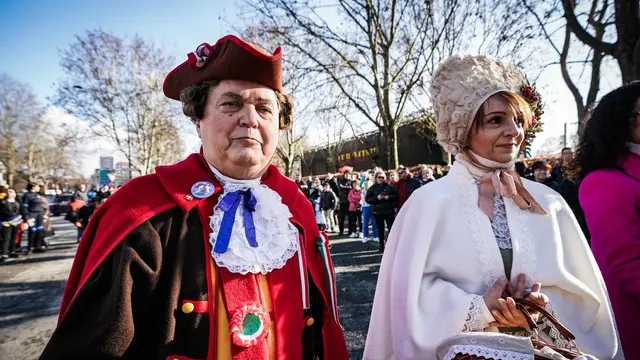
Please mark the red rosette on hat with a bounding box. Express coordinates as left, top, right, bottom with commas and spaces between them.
229, 302, 271, 348
163, 35, 284, 100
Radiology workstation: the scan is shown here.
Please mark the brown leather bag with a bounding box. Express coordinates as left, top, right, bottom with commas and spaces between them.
442, 298, 586, 360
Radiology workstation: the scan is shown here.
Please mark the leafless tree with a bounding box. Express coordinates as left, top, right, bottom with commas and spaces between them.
0, 74, 46, 186
54, 30, 183, 175
238, 0, 480, 169
314, 104, 352, 173
486, 0, 637, 133
0, 75, 83, 187
562, 0, 640, 84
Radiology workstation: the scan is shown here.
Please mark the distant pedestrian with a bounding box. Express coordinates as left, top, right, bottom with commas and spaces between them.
319, 183, 338, 232
365, 171, 396, 253
347, 180, 363, 238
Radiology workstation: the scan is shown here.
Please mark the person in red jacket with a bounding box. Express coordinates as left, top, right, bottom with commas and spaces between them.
393, 165, 422, 211
41, 35, 348, 360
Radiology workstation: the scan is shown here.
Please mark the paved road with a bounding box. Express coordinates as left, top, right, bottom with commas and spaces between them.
0, 217, 381, 359
0, 216, 78, 360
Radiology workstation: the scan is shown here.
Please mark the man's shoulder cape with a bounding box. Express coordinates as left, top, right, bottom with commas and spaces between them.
59, 153, 321, 320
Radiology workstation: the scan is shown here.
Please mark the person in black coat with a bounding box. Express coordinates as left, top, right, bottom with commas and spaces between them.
336, 171, 353, 236
325, 173, 340, 196
0, 188, 24, 259
365, 171, 397, 253
22, 183, 46, 253
319, 184, 339, 232
531, 160, 559, 192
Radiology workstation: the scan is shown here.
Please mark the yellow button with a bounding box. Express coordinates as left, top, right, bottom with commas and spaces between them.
182, 302, 194, 314
306, 317, 315, 327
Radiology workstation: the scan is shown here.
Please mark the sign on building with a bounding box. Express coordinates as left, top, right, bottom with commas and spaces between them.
99, 156, 114, 171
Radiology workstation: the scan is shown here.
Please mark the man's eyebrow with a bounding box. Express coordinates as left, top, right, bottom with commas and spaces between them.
219, 92, 243, 100
219, 92, 274, 104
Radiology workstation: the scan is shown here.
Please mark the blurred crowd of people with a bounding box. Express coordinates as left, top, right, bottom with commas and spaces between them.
296, 163, 449, 253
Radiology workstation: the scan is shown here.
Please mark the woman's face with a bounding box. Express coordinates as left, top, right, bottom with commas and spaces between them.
197, 79, 280, 179
376, 174, 386, 184
352, 182, 360, 190
468, 95, 525, 163
534, 168, 549, 182
7, 189, 15, 200
632, 97, 640, 144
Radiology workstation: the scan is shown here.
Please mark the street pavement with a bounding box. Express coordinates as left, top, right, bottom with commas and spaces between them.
0, 217, 382, 359
0, 216, 78, 360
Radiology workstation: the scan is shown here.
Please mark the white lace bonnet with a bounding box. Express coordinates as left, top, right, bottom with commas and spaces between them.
429, 55, 527, 155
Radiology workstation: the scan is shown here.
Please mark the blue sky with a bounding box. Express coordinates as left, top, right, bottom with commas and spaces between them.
0, 0, 234, 101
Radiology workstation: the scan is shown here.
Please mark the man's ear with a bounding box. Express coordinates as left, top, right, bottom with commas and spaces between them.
195, 119, 202, 139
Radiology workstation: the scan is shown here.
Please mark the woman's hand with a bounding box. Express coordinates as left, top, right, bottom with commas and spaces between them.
485, 274, 544, 329
525, 283, 549, 308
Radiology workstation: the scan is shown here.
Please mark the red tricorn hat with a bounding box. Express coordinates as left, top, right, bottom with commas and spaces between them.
163, 34, 284, 100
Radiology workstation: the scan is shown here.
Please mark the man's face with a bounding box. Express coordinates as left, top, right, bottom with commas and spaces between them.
80, 184, 86, 192
561, 149, 573, 163
197, 79, 280, 178
398, 169, 408, 180
344, 173, 351, 180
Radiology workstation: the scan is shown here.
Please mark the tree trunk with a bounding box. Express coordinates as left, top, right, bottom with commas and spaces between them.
381, 124, 399, 170
7, 138, 15, 187
614, 0, 640, 83
617, 56, 640, 84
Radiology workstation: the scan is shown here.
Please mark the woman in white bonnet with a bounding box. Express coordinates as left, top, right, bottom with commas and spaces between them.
363, 55, 622, 359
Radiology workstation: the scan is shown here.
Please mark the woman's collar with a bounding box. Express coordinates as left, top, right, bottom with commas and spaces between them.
454, 150, 515, 180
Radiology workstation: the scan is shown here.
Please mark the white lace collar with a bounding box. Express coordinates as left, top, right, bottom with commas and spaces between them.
207, 163, 299, 274
628, 142, 640, 157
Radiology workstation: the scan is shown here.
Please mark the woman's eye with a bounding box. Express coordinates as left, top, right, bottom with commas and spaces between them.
488, 116, 501, 124
222, 101, 240, 107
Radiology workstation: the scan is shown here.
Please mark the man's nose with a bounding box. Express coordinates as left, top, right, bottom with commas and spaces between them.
238, 105, 260, 128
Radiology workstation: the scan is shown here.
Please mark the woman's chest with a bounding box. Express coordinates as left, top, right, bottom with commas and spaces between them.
424, 196, 563, 292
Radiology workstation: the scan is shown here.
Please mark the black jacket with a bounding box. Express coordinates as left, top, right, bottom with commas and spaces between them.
308, 186, 322, 203
394, 176, 422, 200
327, 178, 339, 197
77, 204, 97, 229
22, 192, 44, 215
0, 199, 23, 222
319, 191, 338, 211
337, 178, 352, 204
365, 183, 397, 215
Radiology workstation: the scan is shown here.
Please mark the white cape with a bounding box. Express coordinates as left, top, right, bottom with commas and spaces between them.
363, 163, 622, 360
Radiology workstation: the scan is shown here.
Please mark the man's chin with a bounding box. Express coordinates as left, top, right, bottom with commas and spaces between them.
228, 150, 266, 168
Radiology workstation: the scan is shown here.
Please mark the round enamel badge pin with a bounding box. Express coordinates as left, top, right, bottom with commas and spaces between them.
190, 181, 215, 199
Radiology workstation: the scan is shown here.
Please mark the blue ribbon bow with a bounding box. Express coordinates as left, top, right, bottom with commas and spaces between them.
214, 189, 258, 254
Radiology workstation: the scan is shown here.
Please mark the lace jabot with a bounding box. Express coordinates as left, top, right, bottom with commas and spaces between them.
208, 165, 299, 275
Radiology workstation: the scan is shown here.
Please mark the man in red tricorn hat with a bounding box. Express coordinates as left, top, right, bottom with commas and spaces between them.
40, 35, 349, 360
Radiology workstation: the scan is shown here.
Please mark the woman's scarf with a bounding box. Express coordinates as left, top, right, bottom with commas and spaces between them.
456, 150, 548, 220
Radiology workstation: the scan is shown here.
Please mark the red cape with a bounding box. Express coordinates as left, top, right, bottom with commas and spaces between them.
59, 153, 348, 359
